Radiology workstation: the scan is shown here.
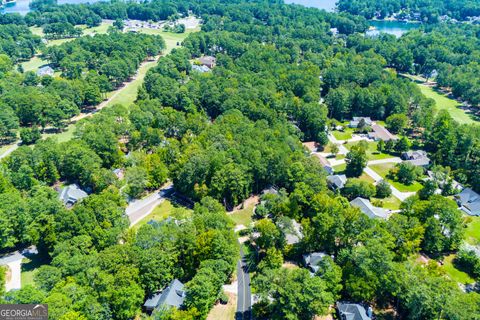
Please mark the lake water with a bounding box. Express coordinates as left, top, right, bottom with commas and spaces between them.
284, 0, 336, 12
366, 20, 420, 38
1, 0, 103, 15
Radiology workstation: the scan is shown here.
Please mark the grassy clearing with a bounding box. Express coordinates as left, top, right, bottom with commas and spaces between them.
464, 216, 480, 245
442, 254, 475, 285
418, 84, 478, 125
230, 204, 255, 227
21, 56, 48, 72
79, 21, 113, 36
358, 173, 376, 184
136, 28, 196, 54
332, 129, 353, 140
207, 292, 237, 320
372, 196, 402, 210
370, 163, 423, 192
42, 124, 76, 143
21, 254, 49, 288
345, 141, 392, 161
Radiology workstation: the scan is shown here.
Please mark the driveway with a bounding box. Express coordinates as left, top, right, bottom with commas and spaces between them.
363, 166, 416, 201
126, 183, 173, 226
0, 251, 24, 291
236, 245, 252, 320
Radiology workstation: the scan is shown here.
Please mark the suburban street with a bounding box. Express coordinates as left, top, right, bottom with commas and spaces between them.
236, 245, 252, 320
126, 183, 174, 226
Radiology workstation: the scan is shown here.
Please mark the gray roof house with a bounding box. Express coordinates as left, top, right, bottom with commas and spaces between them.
401, 150, 430, 167
278, 218, 303, 245
327, 174, 347, 190
144, 279, 186, 313
198, 55, 216, 68
349, 117, 372, 128
337, 302, 372, 320
350, 197, 389, 219
302, 252, 329, 273
59, 184, 88, 207
368, 124, 397, 141
456, 188, 480, 216
37, 66, 54, 77
191, 64, 211, 73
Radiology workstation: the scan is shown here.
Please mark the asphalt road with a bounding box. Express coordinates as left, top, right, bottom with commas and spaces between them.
236, 245, 252, 320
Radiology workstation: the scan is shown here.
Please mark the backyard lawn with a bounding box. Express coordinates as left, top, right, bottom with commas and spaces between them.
464, 216, 480, 245
332, 129, 353, 140
333, 163, 346, 173
442, 254, 476, 285
345, 141, 392, 161
207, 292, 237, 320
418, 84, 478, 125
230, 204, 255, 227
372, 196, 402, 210
21, 56, 49, 72
369, 163, 423, 192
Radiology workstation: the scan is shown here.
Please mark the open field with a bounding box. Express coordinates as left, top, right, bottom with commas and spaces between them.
369, 163, 423, 192
137, 28, 198, 54
418, 84, 478, 125
344, 141, 392, 161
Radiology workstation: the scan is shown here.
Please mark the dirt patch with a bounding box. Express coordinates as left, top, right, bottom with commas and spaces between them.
207, 292, 237, 320
303, 141, 317, 152
282, 261, 299, 269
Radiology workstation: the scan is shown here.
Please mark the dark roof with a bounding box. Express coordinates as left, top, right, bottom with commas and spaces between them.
337, 302, 372, 320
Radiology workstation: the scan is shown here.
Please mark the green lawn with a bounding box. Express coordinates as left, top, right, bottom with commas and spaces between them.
369, 163, 423, 192
418, 84, 478, 125
230, 204, 255, 227
79, 21, 113, 36
333, 163, 346, 173
136, 29, 196, 54
133, 200, 175, 231
21, 254, 49, 288
41, 124, 76, 143
21, 56, 49, 72
358, 173, 375, 184
372, 196, 402, 210
332, 128, 353, 140
464, 216, 480, 245
345, 141, 392, 161
442, 254, 476, 285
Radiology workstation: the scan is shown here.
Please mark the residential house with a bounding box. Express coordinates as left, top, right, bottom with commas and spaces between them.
401, 150, 430, 168
426, 171, 463, 192
59, 184, 88, 207
314, 154, 334, 175
191, 64, 211, 73
348, 117, 372, 128
37, 66, 54, 77
456, 188, 480, 216
327, 174, 347, 190
143, 279, 186, 313
337, 302, 372, 320
350, 197, 389, 219
278, 218, 303, 245
198, 55, 216, 68
368, 124, 397, 141
302, 252, 329, 273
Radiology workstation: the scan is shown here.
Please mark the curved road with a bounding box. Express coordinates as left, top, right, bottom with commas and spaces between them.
236, 245, 252, 320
